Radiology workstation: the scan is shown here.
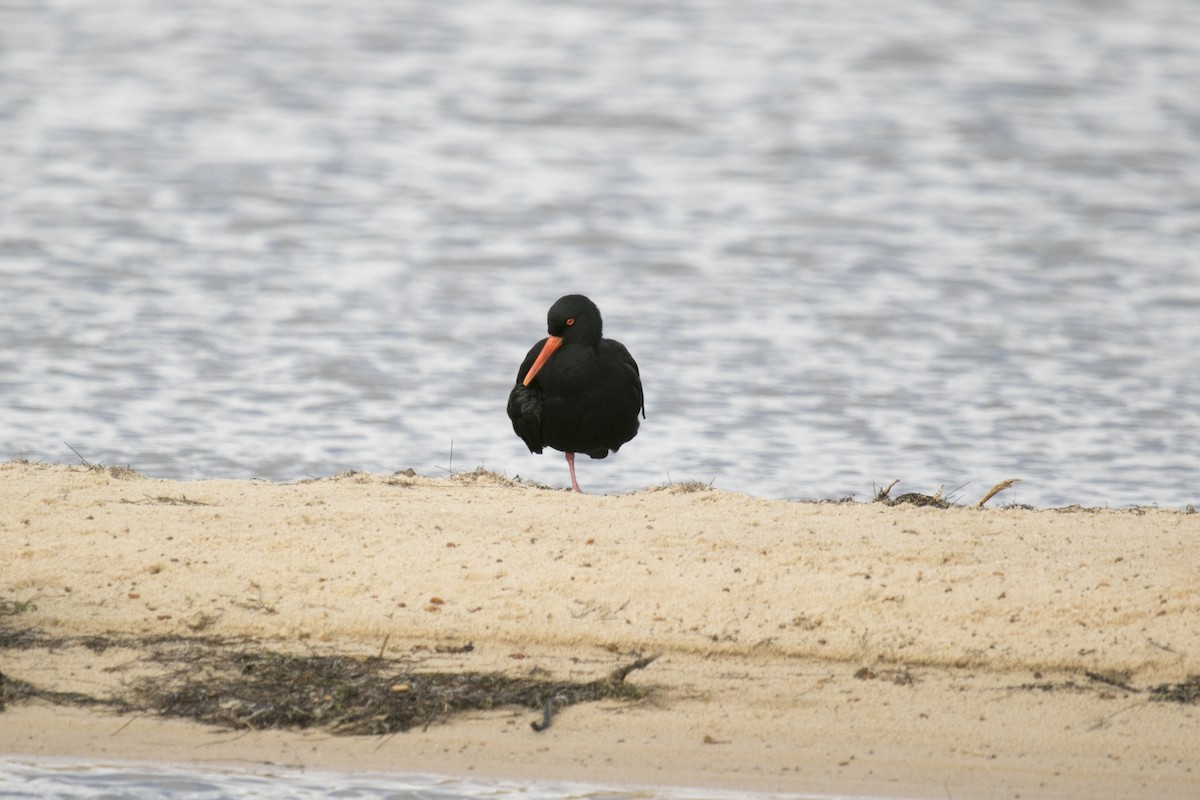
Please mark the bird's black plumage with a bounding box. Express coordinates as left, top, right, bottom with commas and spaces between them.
507, 295, 645, 492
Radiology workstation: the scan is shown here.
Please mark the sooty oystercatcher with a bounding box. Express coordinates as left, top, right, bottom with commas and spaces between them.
507, 294, 645, 492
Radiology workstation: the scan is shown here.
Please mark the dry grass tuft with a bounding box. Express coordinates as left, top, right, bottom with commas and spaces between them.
975, 479, 1021, 509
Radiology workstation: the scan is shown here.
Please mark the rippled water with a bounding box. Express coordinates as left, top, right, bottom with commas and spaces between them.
2, 0, 1199, 507
0, 758, 825, 800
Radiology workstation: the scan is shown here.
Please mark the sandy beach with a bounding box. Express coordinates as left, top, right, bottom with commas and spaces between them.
1, 461, 1197, 798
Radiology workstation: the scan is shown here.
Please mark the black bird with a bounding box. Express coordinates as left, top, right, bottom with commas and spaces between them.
507, 294, 645, 492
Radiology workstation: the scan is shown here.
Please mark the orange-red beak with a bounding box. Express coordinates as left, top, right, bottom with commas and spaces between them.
522, 335, 563, 386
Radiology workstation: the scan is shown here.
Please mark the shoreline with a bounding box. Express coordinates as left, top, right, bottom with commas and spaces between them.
2, 462, 1198, 798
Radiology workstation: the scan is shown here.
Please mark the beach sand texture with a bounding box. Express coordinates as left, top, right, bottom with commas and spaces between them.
2, 462, 1197, 798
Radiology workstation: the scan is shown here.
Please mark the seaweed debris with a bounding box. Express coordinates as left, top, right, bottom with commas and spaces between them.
873, 478, 1023, 509
135, 648, 656, 734
1149, 676, 1200, 705
874, 480, 950, 508
0, 629, 658, 734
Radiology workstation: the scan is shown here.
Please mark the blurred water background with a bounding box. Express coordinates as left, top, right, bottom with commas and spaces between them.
3, 0, 1199, 508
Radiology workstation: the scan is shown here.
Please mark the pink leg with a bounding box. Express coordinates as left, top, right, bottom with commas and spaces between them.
565, 451, 582, 493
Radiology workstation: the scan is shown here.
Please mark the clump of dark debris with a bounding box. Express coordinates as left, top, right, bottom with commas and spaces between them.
0, 627, 659, 734
1149, 677, 1200, 705
874, 480, 951, 508
135, 647, 657, 734
1007, 670, 1200, 705
873, 478, 1027, 509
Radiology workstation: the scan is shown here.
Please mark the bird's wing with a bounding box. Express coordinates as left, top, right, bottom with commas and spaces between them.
508, 339, 548, 453
605, 340, 645, 419
507, 383, 544, 453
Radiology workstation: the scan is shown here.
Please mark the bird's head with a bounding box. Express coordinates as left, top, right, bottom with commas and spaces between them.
522, 294, 604, 387
546, 294, 602, 342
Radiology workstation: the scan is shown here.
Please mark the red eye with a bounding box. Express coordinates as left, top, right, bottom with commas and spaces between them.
565, 318, 575, 326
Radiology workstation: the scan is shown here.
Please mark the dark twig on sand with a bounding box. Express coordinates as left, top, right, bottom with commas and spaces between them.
607, 652, 662, 683
530, 694, 567, 731
530, 652, 661, 732
64, 442, 92, 468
